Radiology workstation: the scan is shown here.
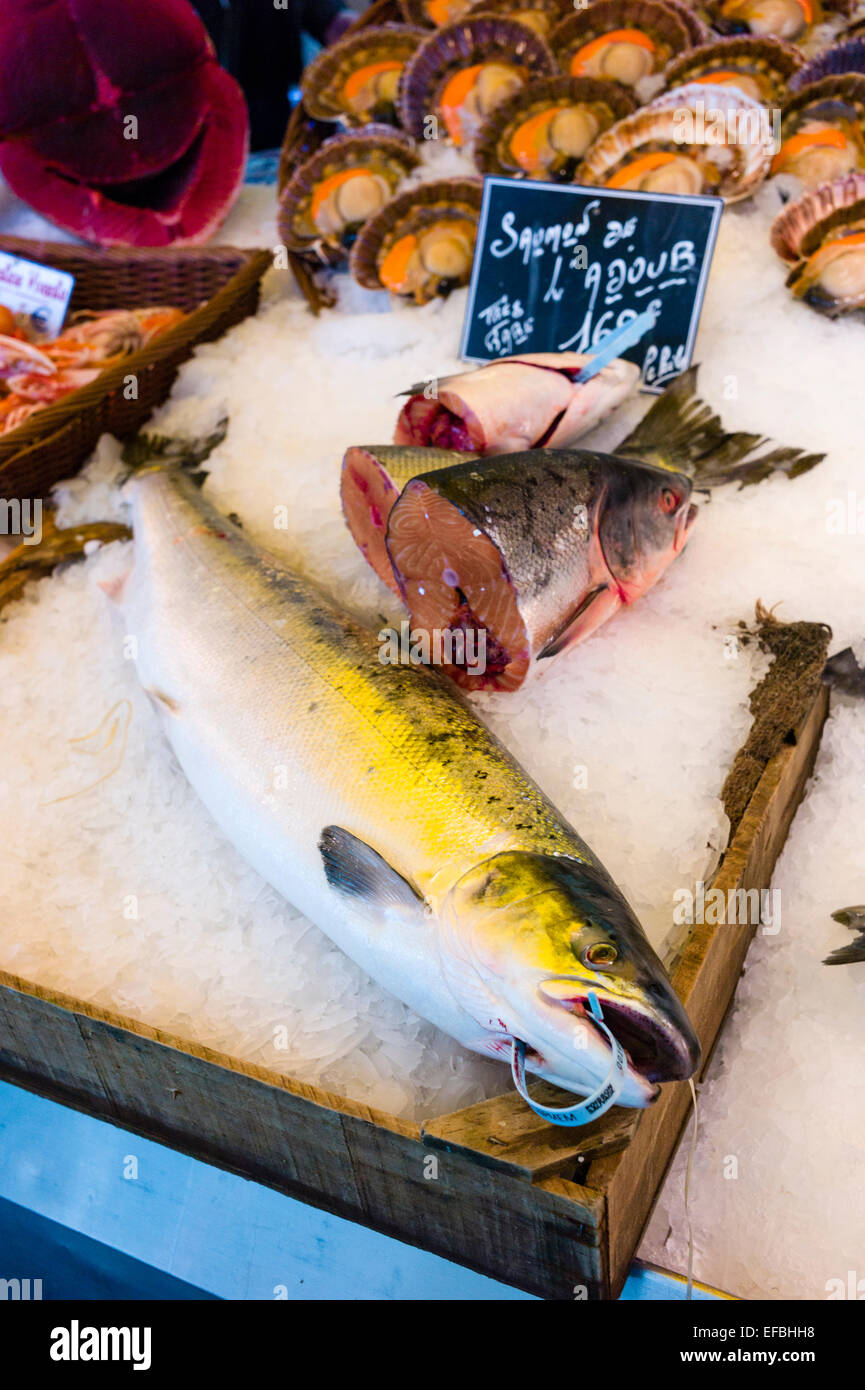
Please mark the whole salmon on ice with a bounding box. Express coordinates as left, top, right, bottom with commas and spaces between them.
113, 466, 700, 1107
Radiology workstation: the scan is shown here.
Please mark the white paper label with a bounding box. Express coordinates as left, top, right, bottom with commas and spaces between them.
0, 251, 75, 338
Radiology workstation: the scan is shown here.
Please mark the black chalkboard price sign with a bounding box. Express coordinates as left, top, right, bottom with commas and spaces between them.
460, 176, 723, 391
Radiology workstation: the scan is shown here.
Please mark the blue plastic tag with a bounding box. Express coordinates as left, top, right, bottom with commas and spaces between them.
574, 307, 658, 384
510, 990, 627, 1126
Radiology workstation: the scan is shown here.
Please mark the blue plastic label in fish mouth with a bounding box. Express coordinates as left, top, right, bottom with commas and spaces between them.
510, 990, 627, 1126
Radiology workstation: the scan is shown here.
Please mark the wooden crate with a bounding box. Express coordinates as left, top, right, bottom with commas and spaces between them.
0, 683, 828, 1299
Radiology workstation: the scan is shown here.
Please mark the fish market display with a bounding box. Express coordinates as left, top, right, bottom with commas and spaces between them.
349, 177, 482, 301
662, 34, 804, 101
824, 906, 865, 964
770, 172, 865, 314
277, 127, 419, 262
550, 0, 693, 87
773, 76, 865, 184
115, 464, 700, 1106
0, 307, 185, 436
393, 352, 639, 452
473, 75, 637, 178
0, 0, 248, 247
398, 16, 555, 145
266, 0, 861, 308
301, 24, 427, 125
578, 82, 773, 197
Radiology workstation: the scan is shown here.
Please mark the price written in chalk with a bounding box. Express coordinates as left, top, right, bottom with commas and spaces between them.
461, 178, 723, 390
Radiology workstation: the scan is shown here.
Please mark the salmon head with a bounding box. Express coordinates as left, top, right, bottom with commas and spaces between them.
600, 459, 698, 605
441, 850, 701, 1106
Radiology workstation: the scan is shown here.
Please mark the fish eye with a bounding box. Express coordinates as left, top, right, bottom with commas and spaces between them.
660, 487, 679, 514
585, 942, 618, 966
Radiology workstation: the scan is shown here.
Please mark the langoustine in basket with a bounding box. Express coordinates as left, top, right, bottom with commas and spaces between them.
0, 306, 185, 436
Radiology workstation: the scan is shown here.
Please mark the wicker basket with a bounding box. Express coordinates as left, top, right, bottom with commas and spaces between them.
0, 237, 272, 501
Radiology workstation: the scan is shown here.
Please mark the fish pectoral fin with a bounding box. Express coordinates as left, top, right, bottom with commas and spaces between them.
825, 905, 865, 964
537, 585, 611, 661
319, 826, 426, 921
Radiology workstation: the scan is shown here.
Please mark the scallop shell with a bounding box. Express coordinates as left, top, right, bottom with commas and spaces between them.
578, 82, 773, 199
277, 126, 420, 260
550, 0, 694, 87
464, 0, 574, 41
399, 16, 555, 143
656, 0, 714, 46
789, 37, 865, 92
786, 223, 865, 314
301, 24, 427, 124
770, 170, 865, 261
399, 0, 475, 26
664, 36, 804, 103
706, 0, 821, 44
773, 75, 865, 183
349, 177, 482, 301
474, 74, 637, 175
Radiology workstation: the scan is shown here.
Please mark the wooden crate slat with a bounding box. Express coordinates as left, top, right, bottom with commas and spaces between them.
0, 983, 108, 1107
421, 1087, 639, 1181
342, 1117, 609, 1298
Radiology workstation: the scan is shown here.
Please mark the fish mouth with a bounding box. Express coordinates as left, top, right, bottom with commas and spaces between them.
674, 502, 699, 554
539, 984, 699, 1085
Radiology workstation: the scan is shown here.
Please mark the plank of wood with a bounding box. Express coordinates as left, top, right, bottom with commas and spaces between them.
0, 967, 417, 1137
586, 682, 830, 1298
422, 1087, 639, 1181
0, 983, 109, 1108
0, 972, 607, 1299
343, 1115, 609, 1299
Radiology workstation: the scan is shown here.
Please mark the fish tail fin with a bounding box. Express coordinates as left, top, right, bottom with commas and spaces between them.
120, 418, 229, 485
0, 421, 229, 615
616, 367, 825, 489
0, 511, 131, 616
824, 907, 865, 965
